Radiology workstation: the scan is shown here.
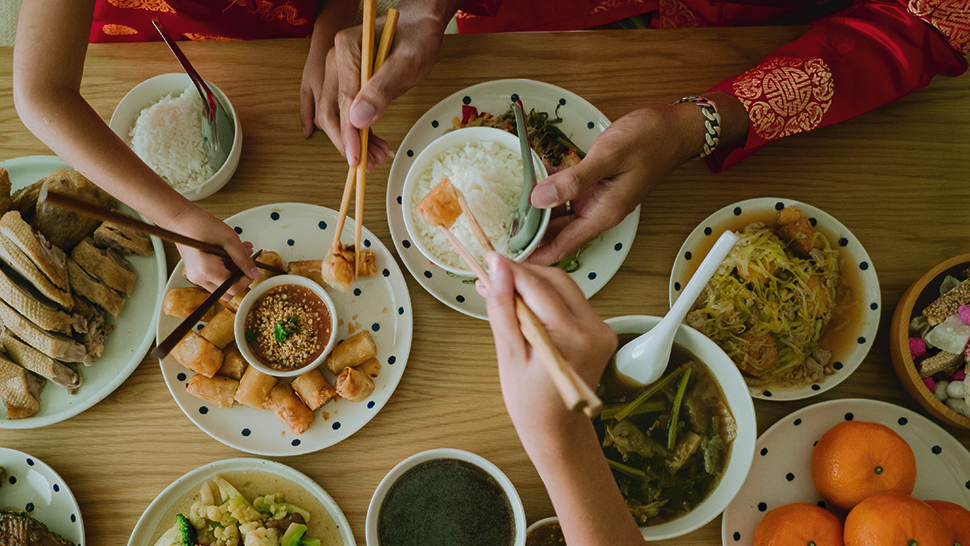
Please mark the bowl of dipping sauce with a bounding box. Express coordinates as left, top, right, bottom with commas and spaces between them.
109, 73, 242, 201
365, 447, 526, 546
401, 126, 551, 277
526, 517, 564, 546
234, 274, 338, 378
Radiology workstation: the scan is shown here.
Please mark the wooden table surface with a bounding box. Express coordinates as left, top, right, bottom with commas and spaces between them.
1, 28, 968, 545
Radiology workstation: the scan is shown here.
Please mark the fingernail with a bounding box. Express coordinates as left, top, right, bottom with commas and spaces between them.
249, 267, 259, 278
345, 144, 355, 167
385, 149, 396, 160
486, 251, 500, 270
351, 101, 377, 128
531, 184, 559, 208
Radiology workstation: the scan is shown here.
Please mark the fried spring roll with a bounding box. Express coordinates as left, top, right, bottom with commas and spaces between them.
234, 364, 277, 409
221, 287, 249, 313
291, 368, 337, 410
357, 357, 381, 379
326, 330, 377, 375
287, 260, 326, 287
199, 308, 235, 349
186, 374, 238, 409
335, 366, 374, 402
250, 250, 283, 288
163, 287, 216, 321
218, 344, 247, 380
264, 382, 314, 434
170, 331, 224, 378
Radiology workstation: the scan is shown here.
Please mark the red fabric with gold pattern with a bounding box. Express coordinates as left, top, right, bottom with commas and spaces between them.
90, 0, 317, 42
705, 0, 969, 172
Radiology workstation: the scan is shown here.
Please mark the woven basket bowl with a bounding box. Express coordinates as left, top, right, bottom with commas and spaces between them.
889, 253, 970, 431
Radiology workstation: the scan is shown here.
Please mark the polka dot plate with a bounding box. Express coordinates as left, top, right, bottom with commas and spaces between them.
155, 203, 413, 456
126, 458, 354, 546
0, 447, 85, 545
669, 197, 880, 401
721, 398, 970, 545
386, 79, 639, 320
0, 156, 166, 429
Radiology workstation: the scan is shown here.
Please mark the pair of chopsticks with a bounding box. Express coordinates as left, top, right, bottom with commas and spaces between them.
331, 4, 399, 278
434, 188, 603, 418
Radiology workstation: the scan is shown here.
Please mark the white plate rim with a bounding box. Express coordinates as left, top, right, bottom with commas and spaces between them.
669, 197, 881, 401
0, 155, 166, 429
0, 446, 86, 545
155, 202, 413, 456
125, 457, 355, 546
385, 78, 639, 320
720, 398, 970, 545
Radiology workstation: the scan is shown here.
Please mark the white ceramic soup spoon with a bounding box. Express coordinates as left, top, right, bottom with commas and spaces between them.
615, 230, 740, 385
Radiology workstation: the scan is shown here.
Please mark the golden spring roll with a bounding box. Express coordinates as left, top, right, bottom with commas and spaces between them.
163, 287, 216, 321
250, 250, 283, 288
217, 344, 247, 380
221, 287, 249, 313
234, 364, 277, 409
199, 308, 236, 349
186, 374, 238, 409
357, 357, 381, 379
291, 368, 337, 410
264, 382, 314, 434
170, 331, 224, 378
326, 330, 377, 375
287, 260, 326, 288
335, 367, 374, 402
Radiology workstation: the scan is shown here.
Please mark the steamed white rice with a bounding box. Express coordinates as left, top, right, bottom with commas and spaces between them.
128, 87, 215, 191
410, 140, 524, 270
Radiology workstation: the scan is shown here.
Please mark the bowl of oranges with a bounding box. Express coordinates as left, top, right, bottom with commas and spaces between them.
721, 398, 970, 545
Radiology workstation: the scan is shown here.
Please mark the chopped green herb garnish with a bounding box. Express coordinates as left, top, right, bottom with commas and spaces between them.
273, 315, 301, 344
245, 330, 257, 343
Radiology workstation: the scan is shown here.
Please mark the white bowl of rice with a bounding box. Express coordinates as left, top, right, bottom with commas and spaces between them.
402, 126, 551, 276
109, 73, 242, 201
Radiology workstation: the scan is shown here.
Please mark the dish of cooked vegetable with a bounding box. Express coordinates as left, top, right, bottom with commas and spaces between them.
685, 206, 844, 389
596, 336, 736, 525
151, 471, 342, 546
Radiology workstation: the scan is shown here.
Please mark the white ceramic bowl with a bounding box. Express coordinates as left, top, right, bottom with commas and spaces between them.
604, 315, 757, 541
109, 72, 242, 201
365, 448, 527, 546
526, 516, 561, 541
233, 274, 338, 378
401, 126, 551, 276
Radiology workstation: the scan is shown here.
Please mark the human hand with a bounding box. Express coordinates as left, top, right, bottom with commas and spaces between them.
309, 8, 447, 169
527, 105, 702, 266
167, 207, 258, 299
482, 253, 616, 444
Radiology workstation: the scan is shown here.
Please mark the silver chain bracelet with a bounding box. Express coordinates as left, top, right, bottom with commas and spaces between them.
672, 96, 721, 159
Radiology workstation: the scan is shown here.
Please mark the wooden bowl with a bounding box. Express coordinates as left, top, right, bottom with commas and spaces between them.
889, 253, 970, 431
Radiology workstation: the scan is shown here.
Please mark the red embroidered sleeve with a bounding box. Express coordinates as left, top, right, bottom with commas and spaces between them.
705, 0, 970, 172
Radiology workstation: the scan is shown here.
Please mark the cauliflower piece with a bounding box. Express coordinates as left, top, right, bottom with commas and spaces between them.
214, 524, 241, 545
227, 494, 264, 524
244, 527, 280, 546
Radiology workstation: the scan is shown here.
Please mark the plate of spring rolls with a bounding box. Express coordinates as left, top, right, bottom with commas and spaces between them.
155, 203, 412, 456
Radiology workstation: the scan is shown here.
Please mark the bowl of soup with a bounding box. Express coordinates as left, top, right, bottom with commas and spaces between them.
402, 127, 551, 277
599, 315, 756, 540
365, 448, 526, 546
234, 274, 338, 378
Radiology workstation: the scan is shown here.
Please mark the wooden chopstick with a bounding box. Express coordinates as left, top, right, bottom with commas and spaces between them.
451, 192, 603, 417
152, 249, 264, 360
354, 0, 377, 278
40, 189, 286, 275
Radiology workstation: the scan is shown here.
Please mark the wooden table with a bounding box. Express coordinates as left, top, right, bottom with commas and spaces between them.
1, 28, 968, 545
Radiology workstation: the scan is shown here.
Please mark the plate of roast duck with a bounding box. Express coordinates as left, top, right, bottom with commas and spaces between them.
0, 156, 166, 429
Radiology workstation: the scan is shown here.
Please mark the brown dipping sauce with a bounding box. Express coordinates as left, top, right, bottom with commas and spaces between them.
244, 284, 331, 371
378, 459, 515, 546
526, 521, 565, 546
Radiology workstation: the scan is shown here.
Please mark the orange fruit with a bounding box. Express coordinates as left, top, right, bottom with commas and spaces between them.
844, 492, 952, 546
753, 502, 844, 546
810, 420, 917, 510
925, 500, 970, 546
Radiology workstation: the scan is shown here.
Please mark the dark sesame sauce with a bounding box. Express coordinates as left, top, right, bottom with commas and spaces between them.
244, 284, 331, 371
378, 459, 515, 546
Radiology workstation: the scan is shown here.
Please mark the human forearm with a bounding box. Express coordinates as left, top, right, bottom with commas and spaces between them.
519, 415, 645, 546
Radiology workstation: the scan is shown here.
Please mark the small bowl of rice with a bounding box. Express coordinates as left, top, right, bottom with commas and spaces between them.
109, 73, 242, 201
402, 126, 551, 276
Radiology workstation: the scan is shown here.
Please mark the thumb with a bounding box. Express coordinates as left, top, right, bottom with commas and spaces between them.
349, 59, 411, 129
530, 151, 615, 209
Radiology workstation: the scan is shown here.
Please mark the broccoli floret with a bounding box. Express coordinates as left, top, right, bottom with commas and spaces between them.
176, 513, 197, 546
